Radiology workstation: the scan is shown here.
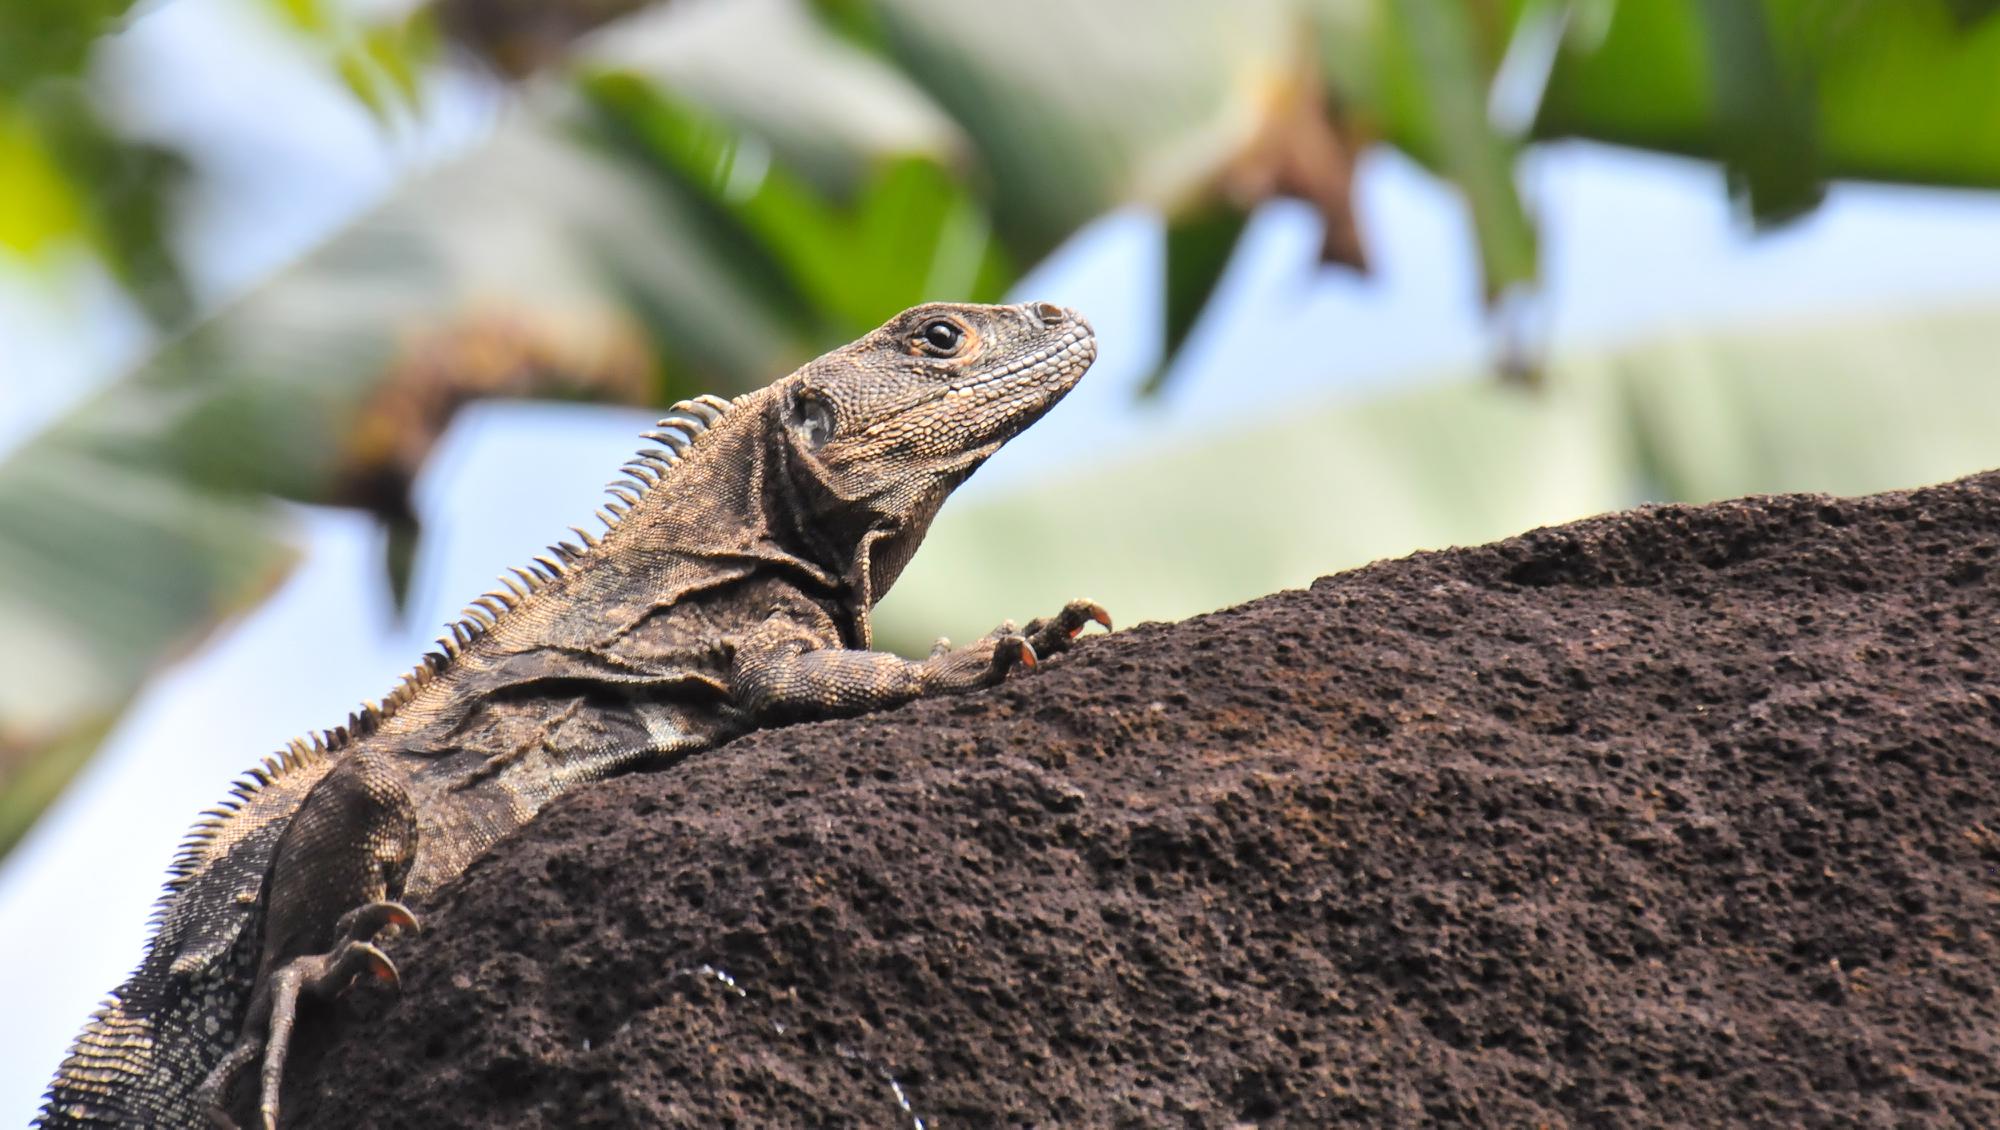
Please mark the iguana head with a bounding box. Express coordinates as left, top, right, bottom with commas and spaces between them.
777, 300, 1097, 600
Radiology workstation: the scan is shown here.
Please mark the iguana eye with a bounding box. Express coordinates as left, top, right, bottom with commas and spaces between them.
917, 319, 964, 355
790, 393, 834, 449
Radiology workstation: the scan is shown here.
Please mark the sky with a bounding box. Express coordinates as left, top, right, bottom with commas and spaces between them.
6, 0, 2000, 1120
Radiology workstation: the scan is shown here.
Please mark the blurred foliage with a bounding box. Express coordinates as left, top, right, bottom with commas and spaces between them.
263, 0, 442, 118
0, 81, 192, 322
6, 0, 2000, 851
1536, 0, 2000, 208
0, 0, 129, 91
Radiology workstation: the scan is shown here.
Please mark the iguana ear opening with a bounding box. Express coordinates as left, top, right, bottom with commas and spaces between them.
788, 390, 835, 451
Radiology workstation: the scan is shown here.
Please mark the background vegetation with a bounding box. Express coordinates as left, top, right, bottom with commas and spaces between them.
5, 0, 2000, 856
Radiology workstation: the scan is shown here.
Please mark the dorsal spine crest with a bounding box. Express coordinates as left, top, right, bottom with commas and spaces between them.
150, 393, 739, 902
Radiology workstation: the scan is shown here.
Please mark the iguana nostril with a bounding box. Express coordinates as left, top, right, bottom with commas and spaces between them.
1033, 301, 1066, 326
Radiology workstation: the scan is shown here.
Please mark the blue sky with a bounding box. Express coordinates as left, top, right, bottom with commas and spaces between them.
6, 0, 2000, 1120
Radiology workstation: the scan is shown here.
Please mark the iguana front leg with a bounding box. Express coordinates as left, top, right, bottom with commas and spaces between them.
203, 752, 421, 1129
734, 599, 1109, 723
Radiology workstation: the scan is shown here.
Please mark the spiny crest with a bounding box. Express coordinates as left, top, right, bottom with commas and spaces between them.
427, 393, 737, 661
599, 393, 733, 532
151, 392, 742, 905
151, 736, 333, 928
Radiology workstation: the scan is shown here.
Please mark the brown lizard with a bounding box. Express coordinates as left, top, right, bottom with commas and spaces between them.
37, 301, 1107, 1128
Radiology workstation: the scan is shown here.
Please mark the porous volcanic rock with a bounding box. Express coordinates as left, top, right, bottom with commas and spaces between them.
290, 473, 2000, 1128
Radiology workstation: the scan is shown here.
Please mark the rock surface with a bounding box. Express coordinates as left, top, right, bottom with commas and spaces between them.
292, 473, 2000, 1127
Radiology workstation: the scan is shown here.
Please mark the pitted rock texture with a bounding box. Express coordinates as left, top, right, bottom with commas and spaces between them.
290, 472, 2000, 1128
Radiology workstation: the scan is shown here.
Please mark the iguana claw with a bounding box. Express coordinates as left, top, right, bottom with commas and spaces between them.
335, 899, 421, 941
993, 634, 1037, 674
1023, 598, 1112, 658
346, 940, 402, 989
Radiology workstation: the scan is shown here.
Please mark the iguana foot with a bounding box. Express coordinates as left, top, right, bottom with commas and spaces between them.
202, 901, 419, 1130
913, 630, 1037, 692
950, 600, 1110, 686
254, 940, 403, 1129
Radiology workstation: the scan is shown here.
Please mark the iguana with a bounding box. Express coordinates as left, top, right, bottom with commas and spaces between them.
38, 301, 1107, 1129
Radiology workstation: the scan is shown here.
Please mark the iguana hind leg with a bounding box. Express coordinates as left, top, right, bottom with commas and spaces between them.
205, 752, 422, 1129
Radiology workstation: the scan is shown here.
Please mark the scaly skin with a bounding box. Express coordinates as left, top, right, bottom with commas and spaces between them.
38, 302, 1107, 1128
